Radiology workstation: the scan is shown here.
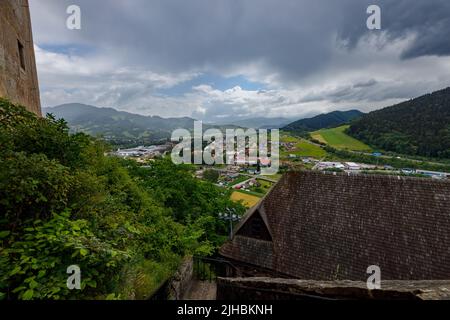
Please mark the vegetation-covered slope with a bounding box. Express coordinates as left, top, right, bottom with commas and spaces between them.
283, 110, 363, 132
44, 103, 196, 147
215, 117, 292, 129
280, 133, 327, 158
311, 125, 372, 152
348, 88, 450, 158
0, 99, 243, 300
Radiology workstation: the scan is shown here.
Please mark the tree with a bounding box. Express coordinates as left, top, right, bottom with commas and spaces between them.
1, 99, 239, 300
203, 169, 219, 183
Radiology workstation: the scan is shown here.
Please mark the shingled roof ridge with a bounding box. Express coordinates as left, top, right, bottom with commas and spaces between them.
220, 169, 450, 280
285, 170, 450, 185
230, 187, 275, 239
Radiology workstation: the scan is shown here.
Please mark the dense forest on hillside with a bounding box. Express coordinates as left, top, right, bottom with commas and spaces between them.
44, 103, 196, 147
348, 88, 450, 158
283, 110, 363, 133
0, 99, 244, 300
44, 104, 243, 148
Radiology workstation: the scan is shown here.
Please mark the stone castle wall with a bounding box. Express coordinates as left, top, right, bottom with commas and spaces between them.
0, 0, 41, 115
168, 256, 194, 300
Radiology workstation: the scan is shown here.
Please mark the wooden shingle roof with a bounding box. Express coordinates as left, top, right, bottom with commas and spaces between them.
220, 171, 450, 280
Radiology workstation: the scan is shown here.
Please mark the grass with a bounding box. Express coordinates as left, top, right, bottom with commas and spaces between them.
280, 134, 327, 158
247, 179, 273, 195
230, 175, 250, 185
119, 257, 180, 300
236, 188, 265, 197
310, 133, 327, 144
230, 191, 261, 208
311, 125, 372, 152
261, 173, 283, 181
295, 140, 327, 157
257, 179, 273, 189
280, 134, 300, 143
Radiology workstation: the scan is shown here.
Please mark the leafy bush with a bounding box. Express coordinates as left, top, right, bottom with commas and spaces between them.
0, 99, 240, 300
0, 212, 129, 300
0, 152, 73, 226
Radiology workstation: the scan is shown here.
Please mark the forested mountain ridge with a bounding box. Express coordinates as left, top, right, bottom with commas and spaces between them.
44, 103, 242, 147
348, 87, 450, 158
213, 117, 292, 129
283, 110, 363, 132
44, 103, 196, 146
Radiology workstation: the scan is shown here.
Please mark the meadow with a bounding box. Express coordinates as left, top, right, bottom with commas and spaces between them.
280, 133, 327, 158
311, 125, 372, 152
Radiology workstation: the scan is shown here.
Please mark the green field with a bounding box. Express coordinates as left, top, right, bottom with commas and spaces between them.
280, 134, 300, 143
280, 134, 327, 158
247, 178, 274, 195
311, 125, 372, 152
262, 173, 283, 181
230, 191, 261, 208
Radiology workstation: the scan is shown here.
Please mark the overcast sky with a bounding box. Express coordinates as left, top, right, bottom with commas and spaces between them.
30, 0, 450, 121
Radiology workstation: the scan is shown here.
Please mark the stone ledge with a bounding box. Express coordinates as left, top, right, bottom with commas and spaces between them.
217, 277, 450, 300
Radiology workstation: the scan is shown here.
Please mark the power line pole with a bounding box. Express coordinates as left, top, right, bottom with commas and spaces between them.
219, 208, 240, 240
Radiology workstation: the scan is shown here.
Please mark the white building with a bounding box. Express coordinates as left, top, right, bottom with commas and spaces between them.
317, 162, 345, 170
345, 162, 361, 171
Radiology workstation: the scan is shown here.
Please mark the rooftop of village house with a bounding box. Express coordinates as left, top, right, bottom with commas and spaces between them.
220, 170, 450, 280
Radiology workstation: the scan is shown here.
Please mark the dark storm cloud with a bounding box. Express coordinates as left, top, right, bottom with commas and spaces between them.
31, 0, 450, 81
31, 0, 338, 81
353, 79, 377, 88
338, 0, 450, 59
29, 0, 450, 118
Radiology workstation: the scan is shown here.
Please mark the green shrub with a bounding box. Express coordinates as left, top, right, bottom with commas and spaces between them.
0, 212, 129, 300
0, 99, 237, 300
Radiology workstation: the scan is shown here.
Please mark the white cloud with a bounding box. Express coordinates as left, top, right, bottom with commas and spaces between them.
31, 1, 450, 121
35, 45, 199, 116
36, 33, 450, 121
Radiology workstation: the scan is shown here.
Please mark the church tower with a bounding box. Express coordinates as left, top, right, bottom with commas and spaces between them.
0, 0, 41, 115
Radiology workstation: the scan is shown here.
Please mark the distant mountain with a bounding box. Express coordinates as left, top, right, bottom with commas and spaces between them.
283, 110, 364, 132
348, 87, 450, 158
44, 103, 196, 147
210, 117, 293, 129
